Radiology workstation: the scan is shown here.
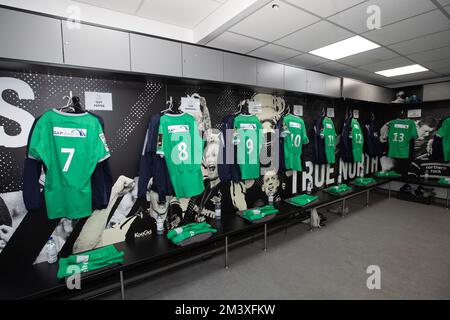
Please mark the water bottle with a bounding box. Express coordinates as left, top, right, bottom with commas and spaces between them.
268, 193, 274, 205
424, 169, 429, 180
338, 174, 342, 185
307, 181, 313, 195
46, 237, 58, 264
156, 215, 165, 235
215, 201, 222, 220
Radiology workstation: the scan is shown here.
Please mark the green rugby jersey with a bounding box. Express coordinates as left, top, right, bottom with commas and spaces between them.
157, 113, 204, 198
27, 109, 110, 219
322, 117, 337, 164
351, 118, 364, 162
57, 245, 124, 279
282, 114, 309, 171
167, 222, 217, 245
326, 184, 352, 194
242, 205, 278, 221
437, 118, 450, 161
288, 194, 318, 207
233, 114, 263, 180
387, 119, 418, 159
374, 170, 401, 178
354, 177, 376, 186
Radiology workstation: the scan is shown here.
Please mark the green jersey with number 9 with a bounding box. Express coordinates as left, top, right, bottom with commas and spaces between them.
351, 118, 364, 162
282, 114, 309, 171
27, 109, 110, 219
233, 114, 263, 180
387, 119, 418, 159
322, 117, 337, 164
157, 113, 204, 198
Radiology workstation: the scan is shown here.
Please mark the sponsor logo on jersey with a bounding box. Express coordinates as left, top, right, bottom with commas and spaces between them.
326, 124, 333, 129
289, 122, 301, 129
239, 123, 257, 130
134, 229, 152, 238
53, 127, 87, 138
354, 124, 360, 129
99, 133, 110, 152
76, 255, 89, 263
168, 125, 189, 133
394, 124, 409, 129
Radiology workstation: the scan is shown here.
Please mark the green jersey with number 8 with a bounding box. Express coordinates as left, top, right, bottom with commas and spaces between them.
157, 113, 204, 198
388, 119, 418, 159
322, 117, 337, 164
282, 114, 309, 171
233, 114, 263, 180
27, 109, 110, 219
351, 118, 364, 162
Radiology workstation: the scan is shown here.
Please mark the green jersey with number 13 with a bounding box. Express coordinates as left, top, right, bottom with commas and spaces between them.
28, 109, 110, 219
388, 118, 418, 159
157, 113, 204, 198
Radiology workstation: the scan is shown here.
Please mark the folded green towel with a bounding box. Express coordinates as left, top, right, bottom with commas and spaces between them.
242, 205, 278, 221
354, 177, 377, 186
57, 245, 124, 279
288, 194, 318, 207
374, 170, 401, 177
167, 222, 217, 245
438, 177, 450, 185
326, 184, 352, 194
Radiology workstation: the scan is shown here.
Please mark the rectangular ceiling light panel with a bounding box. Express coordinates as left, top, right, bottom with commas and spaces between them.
309, 35, 380, 60
375, 64, 428, 77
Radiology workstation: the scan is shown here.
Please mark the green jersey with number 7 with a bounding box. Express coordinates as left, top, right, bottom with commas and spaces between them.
157, 113, 204, 198
387, 118, 418, 159
27, 109, 110, 219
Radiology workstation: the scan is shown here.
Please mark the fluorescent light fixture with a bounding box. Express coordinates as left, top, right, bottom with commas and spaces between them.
309, 36, 380, 60
375, 64, 428, 77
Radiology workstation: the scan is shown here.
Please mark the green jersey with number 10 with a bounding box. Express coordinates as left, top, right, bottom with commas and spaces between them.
388, 119, 418, 159
157, 113, 204, 198
282, 114, 309, 171
28, 109, 110, 219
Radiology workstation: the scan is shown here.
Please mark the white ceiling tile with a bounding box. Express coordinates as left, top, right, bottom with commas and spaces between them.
207, 32, 266, 54
137, 0, 221, 28
328, 0, 436, 34
248, 44, 300, 61
363, 10, 450, 45
229, 1, 319, 42
74, 0, 144, 14
284, 0, 366, 18
337, 47, 398, 66
388, 30, 450, 55
310, 61, 350, 73
283, 53, 329, 67
75, 0, 142, 14
408, 45, 450, 64
340, 67, 400, 84
389, 70, 440, 82
359, 56, 414, 72
275, 20, 354, 52
422, 57, 450, 71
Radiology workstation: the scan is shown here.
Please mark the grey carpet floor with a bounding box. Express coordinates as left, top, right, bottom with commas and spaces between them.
101, 193, 450, 300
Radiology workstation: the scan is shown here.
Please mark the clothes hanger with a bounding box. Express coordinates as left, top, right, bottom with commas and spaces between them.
71, 96, 84, 114
59, 95, 75, 113
161, 96, 173, 113
399, 109, 406, 119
